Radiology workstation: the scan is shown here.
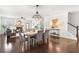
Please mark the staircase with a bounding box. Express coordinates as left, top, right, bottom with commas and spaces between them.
68, 22, 79, 44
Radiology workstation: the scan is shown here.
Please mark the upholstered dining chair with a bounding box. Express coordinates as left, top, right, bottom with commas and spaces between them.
6, 28, 11, 39
30, 30, 43, 47
44, 30, 49, 44
36, 30, 43, 43
35, 30, 43, 46
18, 31, 29, 52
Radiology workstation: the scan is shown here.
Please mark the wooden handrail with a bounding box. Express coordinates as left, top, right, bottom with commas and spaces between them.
68, 22, 79, 44
68, 22, 77, 28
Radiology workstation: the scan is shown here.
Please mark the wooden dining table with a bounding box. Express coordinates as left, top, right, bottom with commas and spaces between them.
26, 31, 38, 37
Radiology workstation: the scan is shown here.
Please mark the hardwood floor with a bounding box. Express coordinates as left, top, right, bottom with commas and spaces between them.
0, 34, 79, 53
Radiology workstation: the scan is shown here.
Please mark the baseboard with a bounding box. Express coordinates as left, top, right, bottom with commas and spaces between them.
59, 36, 77, 41
50, 35, 77, 41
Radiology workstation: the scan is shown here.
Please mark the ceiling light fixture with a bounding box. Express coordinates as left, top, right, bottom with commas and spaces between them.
32, 5, 43, 20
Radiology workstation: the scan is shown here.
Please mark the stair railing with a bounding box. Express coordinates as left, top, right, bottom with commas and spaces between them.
68, 22, 79, 44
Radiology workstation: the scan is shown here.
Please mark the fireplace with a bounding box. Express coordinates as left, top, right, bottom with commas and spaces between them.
15, 20, 23, 32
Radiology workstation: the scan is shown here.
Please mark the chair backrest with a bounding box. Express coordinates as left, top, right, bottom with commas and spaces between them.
6, 28, 11, 36
44, 30, 49, 39
36, 30, 43, 41
19, 32, 26, 41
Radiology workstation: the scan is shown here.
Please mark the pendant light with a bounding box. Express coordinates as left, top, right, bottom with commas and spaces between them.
32, 5, 43, 20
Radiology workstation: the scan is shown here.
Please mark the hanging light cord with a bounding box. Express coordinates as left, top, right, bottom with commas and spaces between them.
36, 5, 39, 14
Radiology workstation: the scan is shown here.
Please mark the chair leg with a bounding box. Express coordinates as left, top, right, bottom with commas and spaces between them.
24, 42, 25, 51
21, 42, 24, 52
17, 41, 20, 53
47, 38, 49, 45
18, 41, 21, 52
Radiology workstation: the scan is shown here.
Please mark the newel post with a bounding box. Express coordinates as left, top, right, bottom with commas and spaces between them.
76, 26, 79, 44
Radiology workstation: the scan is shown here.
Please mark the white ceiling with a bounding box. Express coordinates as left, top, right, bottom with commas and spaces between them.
0, 5, 79, 18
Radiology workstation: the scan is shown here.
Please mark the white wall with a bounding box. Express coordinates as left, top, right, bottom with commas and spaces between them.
68, 12, 79, 26
68, 12, 79, 39
44, 12, 76, 40
0, 17, 1, 33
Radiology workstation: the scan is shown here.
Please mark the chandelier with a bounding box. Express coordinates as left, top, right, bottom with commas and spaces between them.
32, 5, 43, 20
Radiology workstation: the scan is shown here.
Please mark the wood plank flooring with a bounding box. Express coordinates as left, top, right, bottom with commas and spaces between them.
0, 34, 79, 53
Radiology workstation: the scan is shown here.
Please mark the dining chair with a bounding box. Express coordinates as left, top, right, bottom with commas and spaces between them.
6, 28, 12, 43
35, 30, 44, 46
44, 30, 49, 44
30, 30, 43, 47
36, 31, 43, 42
6, 28, 11, 39
18, 31, 29, 52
